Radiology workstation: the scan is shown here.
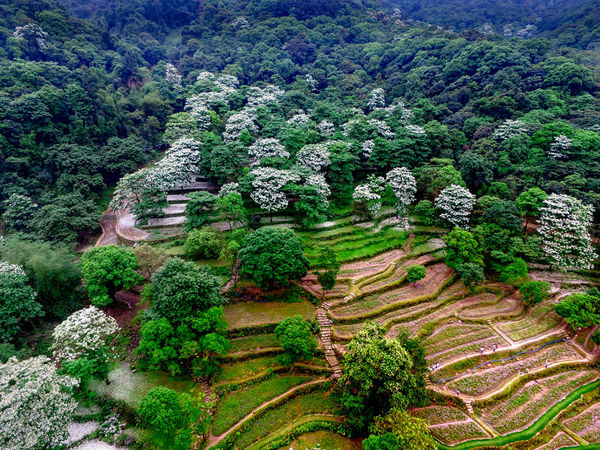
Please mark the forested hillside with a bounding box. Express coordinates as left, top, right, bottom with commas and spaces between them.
1, 1, 600, 449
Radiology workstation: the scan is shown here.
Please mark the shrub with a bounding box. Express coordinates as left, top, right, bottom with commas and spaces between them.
274, 315, 317, 366
519, 281, 551, 306
184, 227, 222, 259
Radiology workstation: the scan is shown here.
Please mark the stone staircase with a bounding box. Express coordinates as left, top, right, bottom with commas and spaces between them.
464, 399, 474, 415
317, 302, 342, 379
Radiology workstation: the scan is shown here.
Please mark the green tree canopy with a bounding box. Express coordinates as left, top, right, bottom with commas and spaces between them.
274, 315, 317, 366
519, 281, 551, 306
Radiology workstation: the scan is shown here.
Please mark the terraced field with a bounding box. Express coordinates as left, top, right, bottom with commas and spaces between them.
207, 224, 600, 449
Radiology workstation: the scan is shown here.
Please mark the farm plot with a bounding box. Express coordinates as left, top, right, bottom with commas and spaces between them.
537, 432, 579, 450
215, 356, 280, 384
331, 263, 453, 320
496, 302, 563, 342
424, 320, 505, 364
445, 340, 583, 396
211, 375, 313, 436
427, 420, 490, 445
411, 405, 469, 425
359, 254, 437, 294
232, 391, 342, 449
564, 403, 600, 443
458, 293, 522, 320
228, 334, 280, 353
223, 300, 316, 330
479, 369, 599, 434
336, 248, 407, 280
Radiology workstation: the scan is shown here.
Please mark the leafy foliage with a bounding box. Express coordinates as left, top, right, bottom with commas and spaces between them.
519, 281, 551, 306
274, 315, 317, 366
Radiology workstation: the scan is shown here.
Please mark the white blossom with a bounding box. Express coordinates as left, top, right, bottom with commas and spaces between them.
367, 88, 385, 110
547, 135, 572, 160
305, 74, 318, 92
435, 184, 475, 229
231, 16, 250, 30
0, 261, 26, 277
318, 120, 335, 136
368, 119, 395, 139
219, 182, 240, 197
305, 173, 331, 207
250, 168, 300, 214
0, 356, 78, 449
196, 71, 216, 83
296, 144, 331, 173
52, 306, 119, 363
405, 124, 426, 136
386, 167, 416, 226
224, 109, 258, 141
287, 110, 310, 126
353, 176, 385, 218
493, 119, 529, 140
362, 140, 375, 158
215, 74, 239, 90
249, 138, 289, 164
246, 85, 285, 109
538, 194, 596, 270
12, 23, 49, 49
165, 63, 182, 87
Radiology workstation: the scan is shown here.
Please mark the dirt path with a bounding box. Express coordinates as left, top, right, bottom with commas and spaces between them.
318, 304, 342, 379
95, 211, 118, 247
207, 378, 327, 448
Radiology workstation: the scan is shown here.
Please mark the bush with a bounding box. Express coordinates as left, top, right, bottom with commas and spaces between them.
274, 316, 317, 366
519, 281, 551, 306
184, 227, 222, 259
499, 258, 528, 286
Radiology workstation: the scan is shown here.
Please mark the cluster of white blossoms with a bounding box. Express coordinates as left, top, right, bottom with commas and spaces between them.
52, 306, 119, 363
0, 356, 78, 449
538, 194, 596, 270
164, 63, 182, 87
219, 182, 240, 197
250, 167, 300, 213
368, 119, 395, 139
110, 138, 202, 209
493, 119, 528, 141
231, 16, 250, 30
367, 88, 385, 110
547, 134, 572, 159
305, 173, 331, 208
305, 74, 318, 92
0, 261, 27, 277
249, 138, 289, 164
287, 110, 311, 126
353, 176, 385, 218
246, 85, 285, 109
296, 144, 331, 173
224, 109, 258, 140
404, 124, 426, 136
13, 23, 49, 49
434, 184, 476, 229
386, 167, 416, 222
362, 140, 375, 158
318, 120, 335, 136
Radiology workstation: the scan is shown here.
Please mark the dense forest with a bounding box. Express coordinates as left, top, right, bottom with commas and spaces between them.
1, 0, 600, 449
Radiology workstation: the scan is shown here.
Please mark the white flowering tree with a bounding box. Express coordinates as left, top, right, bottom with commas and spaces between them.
318, 120, 335, 136
353, 176, 385, 219
547, 135, 572, 159
219, 182, 240, 197
435, 184, 476, 229
224, 109, 258, 141
368, 119, 395, 139
493, 119, 528, 140
362, 140, 374, 158
404, 124, 426, 137
250, 168, 300, 216
386, 167, 416, 228
538, 194, 597, 270
246, 85, 285, 108
52, 306, 119, 363
164, 63, 182, 87
248, 138, 289, 165
0, 356, 78, 449
296, 144, 331, 173
367, 88, 385, 110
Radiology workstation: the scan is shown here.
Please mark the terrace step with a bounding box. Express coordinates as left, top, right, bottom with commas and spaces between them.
166, 194, 190, 204
464, 400, 474, 415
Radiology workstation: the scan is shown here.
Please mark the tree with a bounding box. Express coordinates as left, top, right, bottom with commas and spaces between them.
80, 245, 143, 307
499, 258, 528, 286
138, 387, 212, 449
386, 167, 416, 228
456, 262, 485, 290
413, 200, 435, 225
538, 194, 596, 270
238, 228, 310, 290
133, 244, 167, 280
444, 228, 484, 270
185, 191, 216, 231
296, 143, 331, 172
555, 289, 600, 330
2, 193, 36, 232
150, 258, 225, 323
0, 262, 43, 342
293, 184, 329, 228
366, 408, 436, 450
363, 433, 399, 450
132, 186, 168, 223
250, 167, 300, 216
0, 237, 82, 319
519, 281, 551, 306
592, 331, 600, 346
0, 356, 77, 449
316, 245, 339, 292
184, 227, 222, 259
135, 307, 229, 378
340, 322, 427, 434
328, 142, 359, 202
274, 315, 317, 366
248, 138, 289, 165
482, 200, 521, 234
52, 306, 118, 381
435, 184, 475, 229
215, 192, 246, 230
516, 187, 547, 227
406, 265, 426, 286
353, 176, 385, 220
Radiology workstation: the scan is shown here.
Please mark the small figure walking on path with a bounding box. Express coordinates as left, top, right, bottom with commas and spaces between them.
329, 319, 333, 326
545, 359, 549, 369
480, 346, 484, 355
493, 343, 497, 352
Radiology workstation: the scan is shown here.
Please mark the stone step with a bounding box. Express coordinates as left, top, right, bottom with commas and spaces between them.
142, 215, 187, 229
166, 194, 190, 203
